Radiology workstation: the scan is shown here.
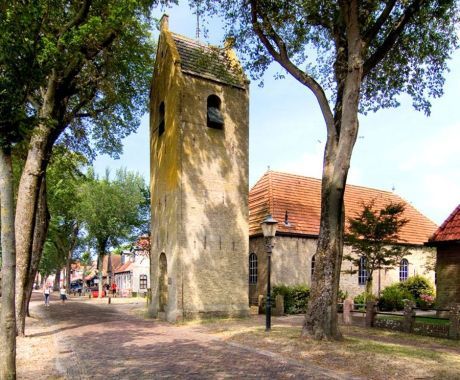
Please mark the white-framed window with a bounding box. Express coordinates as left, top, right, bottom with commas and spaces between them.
139, 274, 148, 289
358, 256, 368, 285
249, 253, 257, 284
399, 259, 409, 282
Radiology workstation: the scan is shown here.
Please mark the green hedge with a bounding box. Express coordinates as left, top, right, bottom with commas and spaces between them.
273, 284, 310, 314
377, 275, 435, 310
378, 284, 414, 311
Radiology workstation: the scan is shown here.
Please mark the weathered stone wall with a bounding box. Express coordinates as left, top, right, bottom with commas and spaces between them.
178, 74, 249, 318
150, 28, 249, 321
249, 235, 436, 300
150, 30, 185, 320
436, 245, 460, 309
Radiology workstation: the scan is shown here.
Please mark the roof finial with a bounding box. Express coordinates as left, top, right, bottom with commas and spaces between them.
392, 184, 396, 192
160, 14, 169, 32
267, 165, 271, 172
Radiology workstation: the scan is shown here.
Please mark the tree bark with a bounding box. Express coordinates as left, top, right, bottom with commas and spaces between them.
302, 0, 363, 340
0, 146, 17, 379
53, 269, 61, 292
14, 71, 63, 335
24, 179, 50, 319
97, 253, 104, 298
14, 125, 51, 335
65, 223, 79, 291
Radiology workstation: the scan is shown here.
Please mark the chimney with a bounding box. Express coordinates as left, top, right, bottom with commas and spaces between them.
160, 14, 169, 32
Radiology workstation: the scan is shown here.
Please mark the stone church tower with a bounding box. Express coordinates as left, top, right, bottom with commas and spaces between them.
149, 15, 249, 321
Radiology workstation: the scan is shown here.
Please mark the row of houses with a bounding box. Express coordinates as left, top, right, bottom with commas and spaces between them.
63, 235, 150, 296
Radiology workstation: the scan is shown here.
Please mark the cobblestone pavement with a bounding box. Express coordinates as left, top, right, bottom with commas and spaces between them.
27, 294, 357, 380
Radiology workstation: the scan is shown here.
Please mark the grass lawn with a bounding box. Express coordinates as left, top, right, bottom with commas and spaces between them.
192, 317, 460, 380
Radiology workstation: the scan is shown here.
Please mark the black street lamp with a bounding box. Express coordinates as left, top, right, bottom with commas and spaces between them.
260, 214, 278, 332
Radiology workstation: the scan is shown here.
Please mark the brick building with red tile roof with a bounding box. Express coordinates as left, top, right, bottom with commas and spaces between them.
248, 171, 437, 302
427, 204, 460, 308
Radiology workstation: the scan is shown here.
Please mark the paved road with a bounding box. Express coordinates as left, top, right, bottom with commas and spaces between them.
29, 295, 355, 380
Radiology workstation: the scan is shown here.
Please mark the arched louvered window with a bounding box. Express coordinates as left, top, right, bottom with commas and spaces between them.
249, 253, 257, 284
358, 256, 368, 285
400, 259, 409, 282
159, 101, 165, 136
207, 95, 224, 129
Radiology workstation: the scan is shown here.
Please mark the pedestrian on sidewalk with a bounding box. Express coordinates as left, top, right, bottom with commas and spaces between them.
60, 285, 68, 304
111, 282, 117, 297
43, 283, 52, 306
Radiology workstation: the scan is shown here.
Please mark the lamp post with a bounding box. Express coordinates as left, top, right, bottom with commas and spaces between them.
260, 214, 278, 332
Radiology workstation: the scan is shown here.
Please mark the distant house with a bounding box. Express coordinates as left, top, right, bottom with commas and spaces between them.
249, 171, 438, 303
114, 235, 150, 297
427, 204, 460, 309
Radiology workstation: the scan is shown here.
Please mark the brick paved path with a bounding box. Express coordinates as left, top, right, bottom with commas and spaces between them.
29, 296, 357, 380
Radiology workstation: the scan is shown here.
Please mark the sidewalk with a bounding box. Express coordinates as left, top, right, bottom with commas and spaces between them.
19, 293, 357, 379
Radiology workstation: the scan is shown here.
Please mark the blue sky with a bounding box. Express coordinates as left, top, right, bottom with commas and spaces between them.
94, 4, 460, 226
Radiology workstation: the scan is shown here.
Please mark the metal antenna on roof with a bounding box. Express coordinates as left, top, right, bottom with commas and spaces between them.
196, 2, 201, 40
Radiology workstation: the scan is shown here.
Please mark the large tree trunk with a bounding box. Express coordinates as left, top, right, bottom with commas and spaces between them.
14, 73, 63, 335
302, 1, 362, 340
14, 124, 51, 336
53, 269, 61, 292
25, 179, 50, 318
97, 253, 104, 298
66, 223, 79, 291
0, 146, 17, 379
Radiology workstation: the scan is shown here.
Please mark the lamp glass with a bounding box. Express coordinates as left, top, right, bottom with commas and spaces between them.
260, 215, 278, 238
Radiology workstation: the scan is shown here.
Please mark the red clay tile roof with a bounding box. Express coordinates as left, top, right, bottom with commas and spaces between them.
430, 204, 460, 243
115, 261, 133, 274
249, 171, 437, 245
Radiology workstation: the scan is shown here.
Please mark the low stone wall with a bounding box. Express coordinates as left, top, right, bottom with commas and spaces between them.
342, 299, 460, 340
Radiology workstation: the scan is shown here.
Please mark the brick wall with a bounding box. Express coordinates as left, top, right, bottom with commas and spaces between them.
436, 245, 460, 308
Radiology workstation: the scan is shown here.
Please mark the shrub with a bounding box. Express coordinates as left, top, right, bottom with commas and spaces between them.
378, 284, 414, 311
273, 284, 310, 314
399, 275, 435, 306
353, 292, 377, 308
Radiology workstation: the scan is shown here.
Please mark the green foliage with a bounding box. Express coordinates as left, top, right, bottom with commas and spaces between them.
344, 200, 410, 295
273, 284, 310, 314
353, 292, 377, 306
399, 275, 435, 306
378, 284, 414, 311
198, 1, 459, 116
1, 1, 166, 156
40, 148, 88, 276
77, 167, 148, 256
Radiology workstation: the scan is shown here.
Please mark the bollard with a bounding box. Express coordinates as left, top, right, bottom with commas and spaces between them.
365, 301, 377, 328
343, 299, 353, 325
448, 303, 460, 340
403, 299, 416, 333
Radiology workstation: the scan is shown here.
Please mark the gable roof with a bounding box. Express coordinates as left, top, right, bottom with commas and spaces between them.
115, 261, 133, 274
429, 204, 460, 243
169, 32, 247, 89
249, 171, 437, 245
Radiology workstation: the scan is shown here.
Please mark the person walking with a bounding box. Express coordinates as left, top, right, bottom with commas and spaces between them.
43, 283, 51, 306
60, 285, 68, 304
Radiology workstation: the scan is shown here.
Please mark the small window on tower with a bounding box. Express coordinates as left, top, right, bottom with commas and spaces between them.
159, 101, 165, 136
207, 95, 224, 129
